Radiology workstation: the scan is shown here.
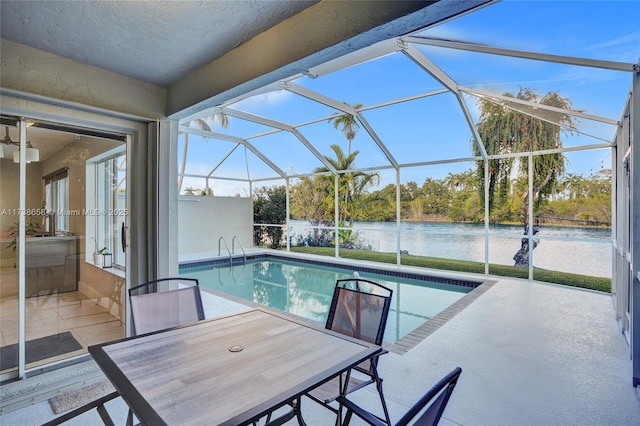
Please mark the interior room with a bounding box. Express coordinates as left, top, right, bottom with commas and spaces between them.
0, 121, 126, 373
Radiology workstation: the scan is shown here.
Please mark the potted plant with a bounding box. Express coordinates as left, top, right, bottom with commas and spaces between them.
7, 216, 42, 251
91, 237, 108, 266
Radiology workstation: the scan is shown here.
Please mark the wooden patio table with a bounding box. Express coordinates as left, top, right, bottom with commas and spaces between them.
89, 308, 381, 425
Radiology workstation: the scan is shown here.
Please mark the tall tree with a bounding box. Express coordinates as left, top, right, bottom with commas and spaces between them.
474, 87, 578, 265
178, 113, 229, 193
327, 102, 363, 155
313, 144, 379, 226
253, 185, 287, 248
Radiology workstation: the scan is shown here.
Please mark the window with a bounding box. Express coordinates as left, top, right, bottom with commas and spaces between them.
44, 168, 69, 234
87, 149, 126, 268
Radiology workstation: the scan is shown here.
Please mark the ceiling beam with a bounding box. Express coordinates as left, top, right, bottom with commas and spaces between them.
401, 43, 488, 160
179, 124, 286, 178
207, 145, 240, 178
179, 126, 243, 143
283, 82, 398, 168
460, 87, 619, 126
221, 106, 338, 175
355, 114, 398, 169
282, 82, 356, 114
241, 139, 287, 179
403, 36, 637, 72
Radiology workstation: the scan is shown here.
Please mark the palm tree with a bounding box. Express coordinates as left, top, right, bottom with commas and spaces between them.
178, 113, 229, 194
313, 144, 379, 226
327, 102, 363, 155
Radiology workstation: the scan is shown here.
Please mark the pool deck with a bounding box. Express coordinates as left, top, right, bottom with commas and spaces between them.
2, 254, 639, 425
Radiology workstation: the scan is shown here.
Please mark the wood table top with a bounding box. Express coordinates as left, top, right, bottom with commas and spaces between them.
89, 308, 381, 425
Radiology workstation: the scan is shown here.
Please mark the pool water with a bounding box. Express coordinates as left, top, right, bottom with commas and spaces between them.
180, 257, 473, 342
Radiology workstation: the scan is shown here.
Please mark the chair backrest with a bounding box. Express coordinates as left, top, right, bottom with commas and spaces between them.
326, 278, 393, 345
396, 367, 462, 426
128, 277, 205, 335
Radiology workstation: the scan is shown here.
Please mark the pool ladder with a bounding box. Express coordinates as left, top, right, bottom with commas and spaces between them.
232, 236, 247, 265
217, 236, 246, 286
218, 236, 246, 265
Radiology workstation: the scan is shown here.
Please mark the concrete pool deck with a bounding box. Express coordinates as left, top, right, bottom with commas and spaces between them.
1, 272, 639, 425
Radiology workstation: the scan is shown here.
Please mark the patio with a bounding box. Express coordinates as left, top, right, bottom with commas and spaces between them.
0, 1, 638, 423
2, 269, 638, 425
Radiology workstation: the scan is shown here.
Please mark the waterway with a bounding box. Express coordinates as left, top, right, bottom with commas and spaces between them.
289, 220, 612, 278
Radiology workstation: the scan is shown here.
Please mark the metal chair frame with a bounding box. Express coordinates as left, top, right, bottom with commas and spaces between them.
128, 277, 205, 335
125, 277, 204, 425
337, 367, 462, 426
306, 278, 393, 425
42, 391, 119, 426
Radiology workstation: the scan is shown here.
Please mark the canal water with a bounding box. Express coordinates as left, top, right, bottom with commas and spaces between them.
290, 220, 612, 278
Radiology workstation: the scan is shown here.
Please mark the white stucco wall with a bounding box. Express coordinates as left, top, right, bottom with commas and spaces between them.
0, 40, 165, 119
178, 196, 252, 256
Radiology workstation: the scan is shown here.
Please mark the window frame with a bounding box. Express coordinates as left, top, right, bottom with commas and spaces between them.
86, 146, 126, 268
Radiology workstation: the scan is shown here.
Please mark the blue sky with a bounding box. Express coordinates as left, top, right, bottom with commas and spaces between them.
179, 0, 639, 196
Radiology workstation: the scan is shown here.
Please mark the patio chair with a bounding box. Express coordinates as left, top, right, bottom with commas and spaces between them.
337, 367, 462, 426
305, 278, 393, 425
128, 277, 205, 335
42, 277, 203, 426
121, 278, 205, 425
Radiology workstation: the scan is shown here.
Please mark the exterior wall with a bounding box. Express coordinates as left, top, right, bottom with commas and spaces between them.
178, 196, 252, 256
0, 40, 165, 119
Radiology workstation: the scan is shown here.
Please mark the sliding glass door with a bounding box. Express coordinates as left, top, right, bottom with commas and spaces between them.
0, 119, 20, 375
0, 117, 128, 377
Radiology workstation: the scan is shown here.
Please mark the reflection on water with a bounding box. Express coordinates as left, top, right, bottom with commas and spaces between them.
290, 220, 612, 278
181, 259, 470, 342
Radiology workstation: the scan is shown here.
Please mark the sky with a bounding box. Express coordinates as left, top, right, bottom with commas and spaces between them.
178, 0, 640, 196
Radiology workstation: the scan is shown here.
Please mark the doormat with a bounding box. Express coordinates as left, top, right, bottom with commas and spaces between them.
0, 332, 83, 370
49, 379, 116, 414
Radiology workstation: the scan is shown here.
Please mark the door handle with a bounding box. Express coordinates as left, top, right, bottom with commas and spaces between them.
121, 223, 127, 252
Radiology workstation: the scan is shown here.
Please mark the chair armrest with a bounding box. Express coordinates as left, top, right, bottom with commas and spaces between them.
353, 348, 388, 375
336, 395, 386, 426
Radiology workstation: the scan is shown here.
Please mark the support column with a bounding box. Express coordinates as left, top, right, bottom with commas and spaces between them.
156, 119, 178, 278
396, 168, 401, 265
286, 178, 290, 252
335, 174, 339, 258
631, 63, 640, 387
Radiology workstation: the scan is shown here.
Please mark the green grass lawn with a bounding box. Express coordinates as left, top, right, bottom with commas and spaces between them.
288, 246, 611, 293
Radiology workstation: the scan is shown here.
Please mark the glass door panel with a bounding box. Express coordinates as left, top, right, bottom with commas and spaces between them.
2, 118, 128, 372
0, 119, 20, 376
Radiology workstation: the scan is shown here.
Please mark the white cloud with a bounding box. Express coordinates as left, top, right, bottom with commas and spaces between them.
233, 89, 294, 111
588, 31, 640, 51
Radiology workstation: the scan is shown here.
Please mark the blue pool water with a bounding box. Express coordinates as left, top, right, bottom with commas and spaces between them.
180, 256, 476, 342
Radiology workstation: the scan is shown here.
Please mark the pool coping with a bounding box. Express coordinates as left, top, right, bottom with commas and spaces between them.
386, 279, 496, 355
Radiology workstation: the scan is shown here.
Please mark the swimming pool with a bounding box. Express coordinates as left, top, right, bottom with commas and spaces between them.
179, 255, 477, 342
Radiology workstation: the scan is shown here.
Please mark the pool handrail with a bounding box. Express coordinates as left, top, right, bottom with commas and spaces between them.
218, 237, 232, 265
232, 235, 246, 265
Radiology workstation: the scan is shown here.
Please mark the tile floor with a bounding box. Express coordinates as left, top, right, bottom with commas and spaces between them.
0, 280, 124, 372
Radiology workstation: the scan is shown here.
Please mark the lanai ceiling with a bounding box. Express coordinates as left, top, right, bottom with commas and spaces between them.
0, 0, 319, 88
